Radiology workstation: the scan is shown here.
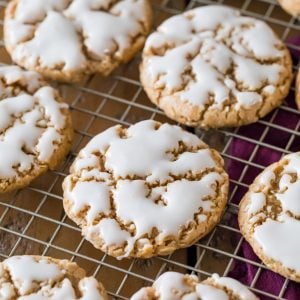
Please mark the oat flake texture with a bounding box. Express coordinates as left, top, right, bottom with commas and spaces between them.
140, 5, 292, 128
63, 120, 229, 259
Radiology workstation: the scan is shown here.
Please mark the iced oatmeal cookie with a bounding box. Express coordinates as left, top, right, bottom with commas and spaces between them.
131, 271, 258, 300
63, 120, 229, 259
4, 0, 152, 82
0, 65, 73, 193
239, 152, 300, 282
140, 5, 292, 128
0, 255, 107, 299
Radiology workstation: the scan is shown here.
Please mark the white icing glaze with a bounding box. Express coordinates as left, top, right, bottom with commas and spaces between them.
246, 192, 266, 216
0, 66, 68, 179
195, 283, 228, 300
254, 214, 300, 273
143, 5, 285, 109
3, 256, 62, 296
7, 0, 149, 71
12, 11, 86, 70
64, 120, 225, 258
113, 174, 219, 239
86, 218, 131, 247
211, 274, 258, 300
65, 181, 111, 223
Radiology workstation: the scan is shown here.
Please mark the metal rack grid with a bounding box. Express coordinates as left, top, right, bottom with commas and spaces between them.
0, 0, 299, 299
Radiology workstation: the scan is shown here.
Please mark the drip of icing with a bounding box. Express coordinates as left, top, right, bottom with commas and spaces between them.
254, 215, 300, 273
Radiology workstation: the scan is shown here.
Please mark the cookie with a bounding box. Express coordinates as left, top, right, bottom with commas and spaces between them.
278, 0, 300, 17
296, 69, 300, 110
0, 65, 73, 193
0, 255, 108, 299
4, 0, 152, 82
131, 271, 258, 300
63, 120, 229, 259
239, 152, 300, 282
140, 5, 292, 128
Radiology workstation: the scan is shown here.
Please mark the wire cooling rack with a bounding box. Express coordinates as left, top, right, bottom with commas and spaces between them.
0, 0, 300, 299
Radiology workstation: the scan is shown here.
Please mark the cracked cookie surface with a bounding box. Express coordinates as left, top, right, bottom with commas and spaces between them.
239, 152, 300, 282
0, 65, 73, 193
4, 0, 152, 82
0, 255, 107, 299
62, 120, 229, 259
278, 0, 300, 17
130, 271, 258, 300
140, 5, 292, 128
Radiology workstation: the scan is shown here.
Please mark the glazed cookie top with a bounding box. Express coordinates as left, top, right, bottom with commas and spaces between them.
0, 66, 69, 181
5, 0, 150, 74
63, 120, 228, 259
240, 152, 300, 274
131, 271, 258, 300
0, 256, 107, 299
142, 5, 290, 111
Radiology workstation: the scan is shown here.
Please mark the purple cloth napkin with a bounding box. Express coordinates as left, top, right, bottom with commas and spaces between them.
226, 38, 300, 299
